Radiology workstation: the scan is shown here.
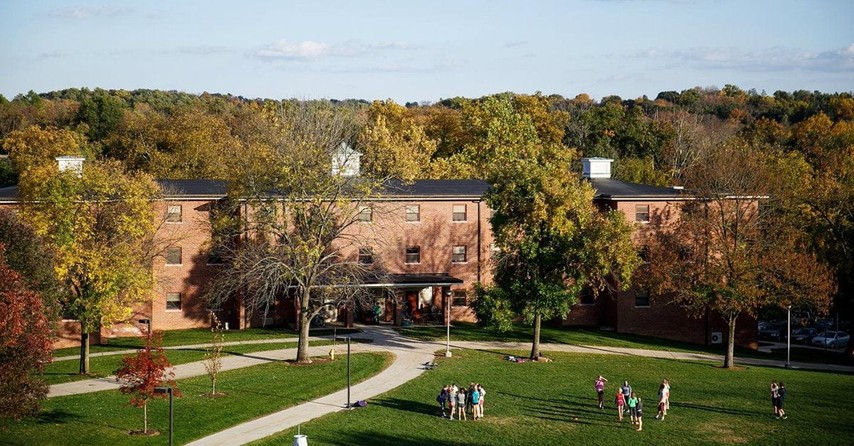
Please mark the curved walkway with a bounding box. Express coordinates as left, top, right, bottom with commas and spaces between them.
49, 327, 854, 445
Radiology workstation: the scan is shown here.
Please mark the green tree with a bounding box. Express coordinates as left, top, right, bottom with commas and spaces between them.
358, 100, 437, 181
467, 96, 640, 358
19, 159, 160, 374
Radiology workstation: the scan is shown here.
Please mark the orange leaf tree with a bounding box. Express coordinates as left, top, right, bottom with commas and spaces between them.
114, 332, 179, 434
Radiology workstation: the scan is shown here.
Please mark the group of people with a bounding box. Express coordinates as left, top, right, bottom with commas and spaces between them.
770, 381, 787, 419
437, 383, 486, 421
596, 376, 671, 431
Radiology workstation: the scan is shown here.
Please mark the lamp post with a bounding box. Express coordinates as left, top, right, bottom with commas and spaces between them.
785, 305, 792, 368
346, 337, 351, 409
154, 386, 173, 446
444, 289, 452, 358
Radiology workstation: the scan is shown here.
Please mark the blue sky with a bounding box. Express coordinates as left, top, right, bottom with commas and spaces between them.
1, 0, 852, 102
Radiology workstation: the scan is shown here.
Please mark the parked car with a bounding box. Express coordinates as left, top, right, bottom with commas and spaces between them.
810, 331, 850, 348
759, 323, 784, 341
790, 327, 818, 344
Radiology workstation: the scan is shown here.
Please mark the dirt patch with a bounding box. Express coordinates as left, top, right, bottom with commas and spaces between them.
696, 421, 749, 443
128, 429, 160, 437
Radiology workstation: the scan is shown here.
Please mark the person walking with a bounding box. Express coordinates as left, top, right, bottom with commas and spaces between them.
627, 391, 639, 426
776, 382, 787, 419
635, 394, 644, 431
663, 378, 671, 411
594, 375, 608, 409
770, 380, 780, 417
456, 388, 467, 421
615, 389, 626, 422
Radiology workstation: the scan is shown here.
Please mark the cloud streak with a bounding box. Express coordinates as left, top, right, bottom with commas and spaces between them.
252, 39, 414, 60
633, 43, 854, 73
46, 5, 131, 19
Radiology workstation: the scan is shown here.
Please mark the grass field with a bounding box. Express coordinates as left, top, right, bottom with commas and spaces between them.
2, 352, 391, 446
252, 348, 854, 446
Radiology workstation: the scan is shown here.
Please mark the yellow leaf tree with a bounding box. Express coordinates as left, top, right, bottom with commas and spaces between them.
18, 159, 159, 374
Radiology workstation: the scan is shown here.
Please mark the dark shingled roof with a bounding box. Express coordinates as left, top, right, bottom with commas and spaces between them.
158, 179, 227, 198
0, 185, 18, 201
589, 178, 689, 200
381, 179, 490, 198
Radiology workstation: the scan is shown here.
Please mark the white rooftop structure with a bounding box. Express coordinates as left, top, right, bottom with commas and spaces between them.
581, 157, 613, 179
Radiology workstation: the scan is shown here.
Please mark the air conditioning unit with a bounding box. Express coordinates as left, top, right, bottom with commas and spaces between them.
710, 332, 723, 344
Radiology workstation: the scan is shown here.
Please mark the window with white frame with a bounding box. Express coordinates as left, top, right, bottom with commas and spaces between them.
405, 205, 420, 222
165, 247, 182, 265
635, 204, 650, 223
166, 205, 182, 223
452, 204, 467, 222
166, 292, 182, 310
358, 247, 374, 265
452, 290, 467, 306
405, 247, 420, 264
452, 245, 467, 263
356, 205, 372, 222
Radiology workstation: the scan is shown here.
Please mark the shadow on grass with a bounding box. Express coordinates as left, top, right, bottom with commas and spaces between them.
34, 409, 84, 425
672, 401, 759, 417
372, 397, 440, 417
319, 430, 477, 446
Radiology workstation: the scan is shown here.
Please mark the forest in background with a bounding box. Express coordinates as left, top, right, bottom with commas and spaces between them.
0, 85, 852, 327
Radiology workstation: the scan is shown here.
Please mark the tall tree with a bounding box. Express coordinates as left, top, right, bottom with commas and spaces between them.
468, 96, 640, 358
18, 159, 160, 374
358, 100, 437, 181
642, 140, 835, 368
0, 245, 54, 420
209, 101, 388, 363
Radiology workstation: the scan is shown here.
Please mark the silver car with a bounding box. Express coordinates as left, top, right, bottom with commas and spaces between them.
810, 331, 850, 348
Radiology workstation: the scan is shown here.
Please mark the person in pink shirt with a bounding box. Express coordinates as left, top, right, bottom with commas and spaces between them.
594, 375, 608, 409
615, 389, 626, 421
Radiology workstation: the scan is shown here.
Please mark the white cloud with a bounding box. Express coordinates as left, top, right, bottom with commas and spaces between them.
253, 39, 414, 60
47, 5, 129, 19
632, 43, 854, 73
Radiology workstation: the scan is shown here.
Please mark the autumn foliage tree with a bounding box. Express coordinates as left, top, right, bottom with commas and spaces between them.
114, 331, 179, 435
0, 244, 54, 419
642, 141, 835, 368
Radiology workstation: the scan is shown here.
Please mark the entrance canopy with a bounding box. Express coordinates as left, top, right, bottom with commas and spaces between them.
361, 273, 463, 288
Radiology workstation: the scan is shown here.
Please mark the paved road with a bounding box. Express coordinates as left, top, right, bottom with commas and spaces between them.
48, 327, 854, 444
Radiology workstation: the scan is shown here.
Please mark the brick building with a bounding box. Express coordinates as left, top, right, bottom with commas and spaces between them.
0, 156, 756, 349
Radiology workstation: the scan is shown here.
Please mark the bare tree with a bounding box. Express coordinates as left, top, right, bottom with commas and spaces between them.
208, 101, 390, 363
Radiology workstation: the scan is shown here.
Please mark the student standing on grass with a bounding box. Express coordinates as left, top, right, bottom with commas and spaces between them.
477, 384, 486, 418
448, 384, 457, 420
615, 389, 626, 422
595, 375, 608, 409
437, 385, 448, 418
776, 382, 787, 419
663, 378, 671, 410
456, 388, 467, 421
655, 383, 667, 420
466, 383, 474, 415
621, 381, 632, 414
635, 394, 644, 431
628, 391, 639, 425
770, 381, 780, 417
471, 385, 481, 420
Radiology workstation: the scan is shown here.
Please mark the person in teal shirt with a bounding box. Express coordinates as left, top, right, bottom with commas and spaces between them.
627, 392, 639, 426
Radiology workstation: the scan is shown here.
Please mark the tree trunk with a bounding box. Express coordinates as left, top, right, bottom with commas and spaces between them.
724, 315, 737, 369
79, 332, 90, 374
530, 313, 542, 359
143, 400, 148, 433
296, 289, 312, 363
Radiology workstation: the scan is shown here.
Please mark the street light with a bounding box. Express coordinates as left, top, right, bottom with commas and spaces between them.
444, 288, 452, 358
785, 305, 792, 368
154, 386, 174, 446
346, 337, 351, 409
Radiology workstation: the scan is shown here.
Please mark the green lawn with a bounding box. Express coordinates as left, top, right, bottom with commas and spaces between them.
51, 326, 360, 358
398, 323, 852, 365
253, 348, 854, 446
3, 352, 391, 446
41, 340, 336, 385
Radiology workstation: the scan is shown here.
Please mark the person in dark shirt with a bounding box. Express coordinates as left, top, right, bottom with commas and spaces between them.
635, 395, 644, 431
776, 382, 787, 419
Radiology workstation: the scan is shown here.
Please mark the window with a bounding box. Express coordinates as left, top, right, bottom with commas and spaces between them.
635, 204, 650, 223
405, 205, 420, 222
356, 205, 372, 222
166, 292, 182, 310
452, 245, 467, 263
405, 247, 420, 264
638, 246, 650, 263
452, 204, 467, 222
166, 205, 182, 223
452, 290, 467, 306
579, 287, 595, 305
358, 247, 374, 265
635, 289, 650, 307
165, 247, 182, 265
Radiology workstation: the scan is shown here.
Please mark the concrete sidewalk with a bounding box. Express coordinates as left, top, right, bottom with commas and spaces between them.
51, 337, 306, 362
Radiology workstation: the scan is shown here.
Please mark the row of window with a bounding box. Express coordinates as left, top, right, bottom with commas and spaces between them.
357, 245, 468, 265
357, 204, 471, 223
